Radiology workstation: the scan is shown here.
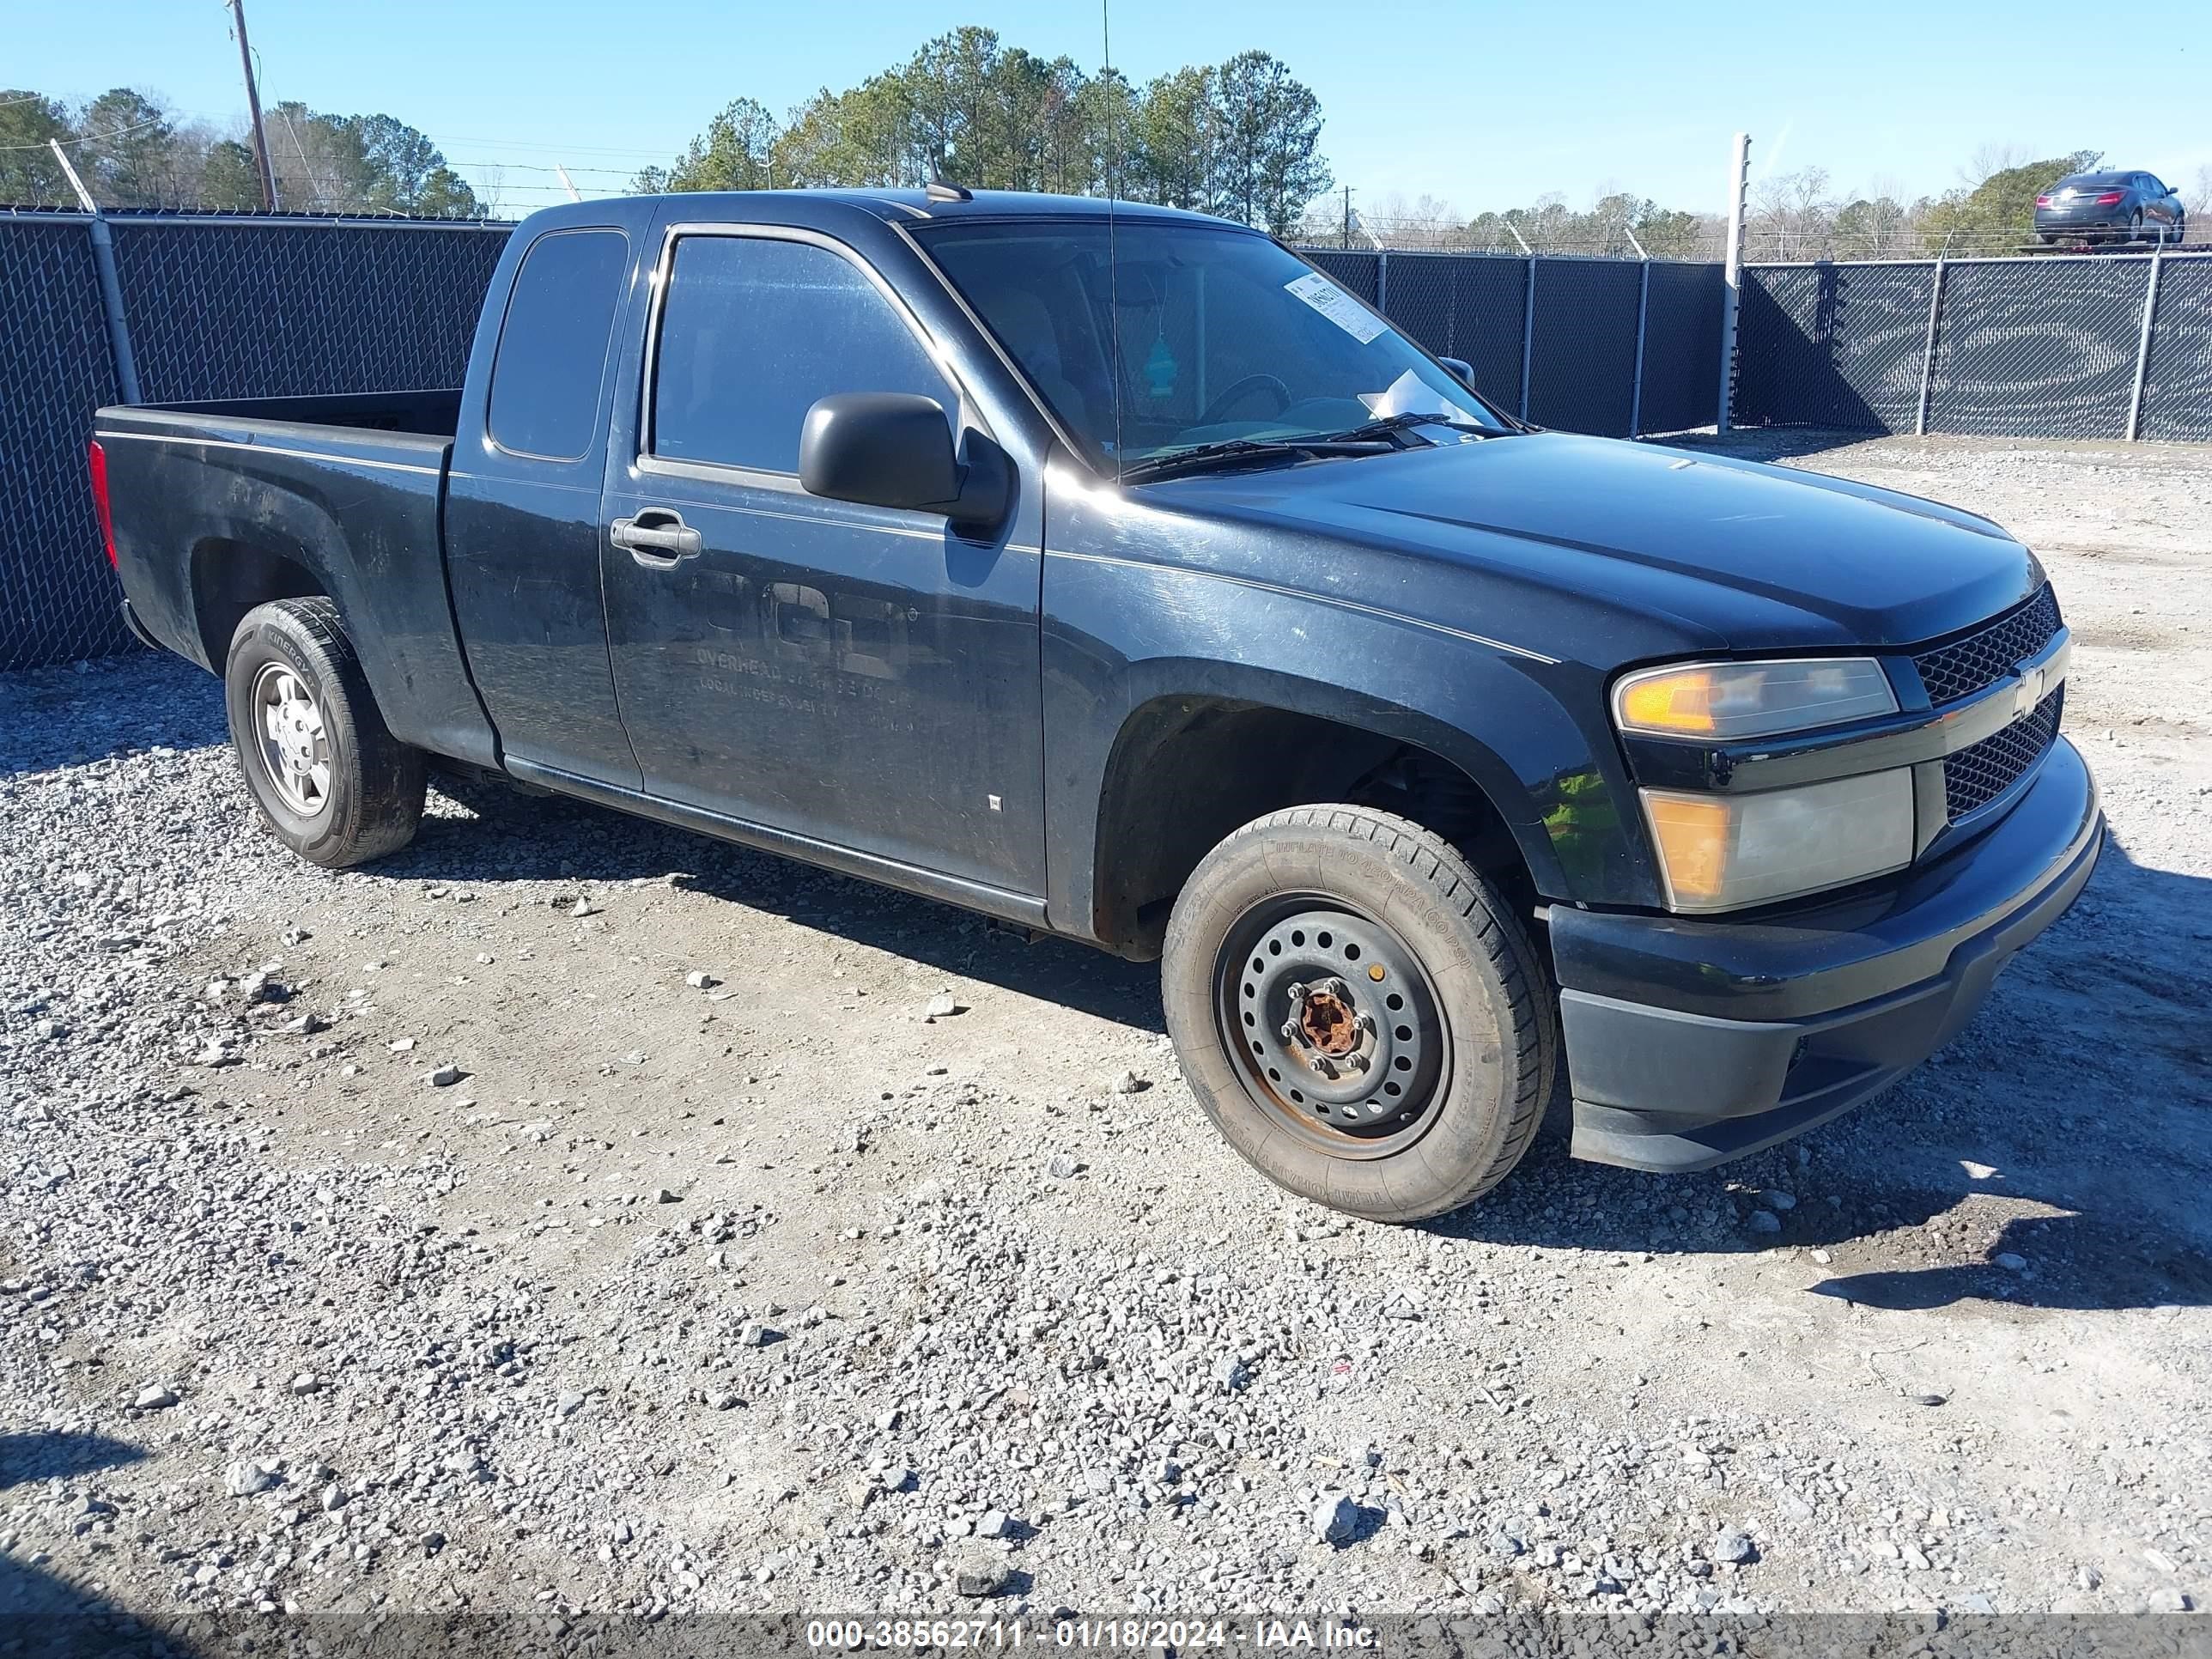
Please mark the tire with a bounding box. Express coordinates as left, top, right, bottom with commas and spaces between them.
1162, 805, 1558, 1223
224, 598, 426, 868
2130, 210, 2145, 243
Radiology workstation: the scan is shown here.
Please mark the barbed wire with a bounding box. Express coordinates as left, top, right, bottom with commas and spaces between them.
0, 196, 513, 224
1309, 215, 2204, 262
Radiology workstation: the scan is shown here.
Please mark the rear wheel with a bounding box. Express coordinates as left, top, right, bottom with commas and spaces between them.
1162, 805, 1556, 1222
224, 598, 426, 868
2130, 210, 2145, 243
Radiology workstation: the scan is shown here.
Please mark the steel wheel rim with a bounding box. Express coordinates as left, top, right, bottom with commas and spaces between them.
1212, 892, 1452, 1159
252, 662, 332, 817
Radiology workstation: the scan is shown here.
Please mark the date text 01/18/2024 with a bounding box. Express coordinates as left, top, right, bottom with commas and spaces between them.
804, 1619, 1380, 1650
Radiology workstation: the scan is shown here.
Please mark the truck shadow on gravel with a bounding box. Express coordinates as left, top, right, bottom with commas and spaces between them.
1429, 1128, 2212, 1317
410, 780, 2212, 1317
1437, 836, 2212, 1314
0, 1431, 182, 1656
411, 769, 1171, 1034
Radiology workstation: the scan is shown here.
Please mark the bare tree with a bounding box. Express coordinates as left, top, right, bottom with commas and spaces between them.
1366, 190, 1461, 248
1748, 167, 1833, 260
472, 164, 510, 220
1961, 142, 2027, 188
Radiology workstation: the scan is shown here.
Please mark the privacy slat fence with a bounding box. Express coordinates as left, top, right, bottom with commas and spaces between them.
1, 213, 510, 670
1299, 248, 1723, 435
5, 209, 2209, 673
1734, 250, 2212, 444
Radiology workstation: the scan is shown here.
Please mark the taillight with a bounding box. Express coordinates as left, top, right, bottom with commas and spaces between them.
88, 439, 118, 568
2035, 194, 2052, 207
2094, 190, 2124, 205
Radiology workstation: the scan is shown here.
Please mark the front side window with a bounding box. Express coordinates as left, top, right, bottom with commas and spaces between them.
651, 234, 956, 473
916, 218, 1501, 474
487, 228, 629, 461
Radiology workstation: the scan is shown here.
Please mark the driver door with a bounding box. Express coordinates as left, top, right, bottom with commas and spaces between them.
598, 225, 1048, 898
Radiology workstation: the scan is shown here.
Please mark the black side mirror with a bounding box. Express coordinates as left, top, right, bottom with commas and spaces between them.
799, 392, 1006, 530
1437, 356, 1475, 387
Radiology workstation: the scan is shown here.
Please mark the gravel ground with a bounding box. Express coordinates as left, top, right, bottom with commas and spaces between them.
3, 432, 2209, 1643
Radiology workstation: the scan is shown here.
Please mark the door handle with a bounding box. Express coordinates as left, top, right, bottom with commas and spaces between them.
611, 509, 702, 567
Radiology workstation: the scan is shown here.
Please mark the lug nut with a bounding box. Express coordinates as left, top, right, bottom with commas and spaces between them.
1324, 977, 1351, 1000
1286, 982, 1308, 1002
1310, 1056, 1334, 1078
1279, 1021, 1299, 1043
1345, 1053, 1370, 1073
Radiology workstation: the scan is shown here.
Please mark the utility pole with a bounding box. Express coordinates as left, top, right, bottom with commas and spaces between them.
228, 0, 280, 211
555, 165, 583, 204
1342, 185, 1352, 251
1717, 131, 1750, 433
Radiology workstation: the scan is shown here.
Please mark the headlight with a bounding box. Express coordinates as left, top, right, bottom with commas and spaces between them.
1641, 769, 1914, 913
1613, 658, 1897, 738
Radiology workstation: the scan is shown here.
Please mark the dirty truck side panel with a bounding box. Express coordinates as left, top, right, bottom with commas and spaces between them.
94, 408, 498, 769
592, 199, 1061, 900
445, 212, 655, 789
1039, 477, 1681, 943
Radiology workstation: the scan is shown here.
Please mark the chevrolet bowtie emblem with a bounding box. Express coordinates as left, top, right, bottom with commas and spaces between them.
2012, 662, 2048, 721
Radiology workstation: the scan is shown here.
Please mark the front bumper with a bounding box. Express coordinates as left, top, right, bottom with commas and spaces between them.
1550, 737, 2102, 1172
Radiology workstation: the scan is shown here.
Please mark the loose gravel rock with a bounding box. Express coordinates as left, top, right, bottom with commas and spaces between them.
1, 434, 2209, 1634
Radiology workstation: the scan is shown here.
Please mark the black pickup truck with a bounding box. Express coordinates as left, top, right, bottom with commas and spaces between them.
94, 190, 2101, 1221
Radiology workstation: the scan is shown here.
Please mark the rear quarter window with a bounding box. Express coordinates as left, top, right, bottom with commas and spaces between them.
487, 228, 629, 462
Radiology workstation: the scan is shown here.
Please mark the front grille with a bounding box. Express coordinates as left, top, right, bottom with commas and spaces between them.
1945, 687, 2063, 820
1913, 586, 2063, 706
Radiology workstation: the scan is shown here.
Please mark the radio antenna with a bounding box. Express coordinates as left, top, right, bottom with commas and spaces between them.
1103, 0, 1124, 479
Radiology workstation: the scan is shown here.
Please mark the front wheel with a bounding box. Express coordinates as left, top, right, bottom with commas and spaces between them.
225, 598, 426, 868
1162, 805, 1557, 1222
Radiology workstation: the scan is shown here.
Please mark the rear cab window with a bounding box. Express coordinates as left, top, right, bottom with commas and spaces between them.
487, 228, 630, 461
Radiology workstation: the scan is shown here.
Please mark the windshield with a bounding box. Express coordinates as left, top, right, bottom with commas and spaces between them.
915, 218, 1504, 476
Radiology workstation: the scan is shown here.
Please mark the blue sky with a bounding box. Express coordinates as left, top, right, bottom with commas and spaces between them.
15, 0, 2209, 217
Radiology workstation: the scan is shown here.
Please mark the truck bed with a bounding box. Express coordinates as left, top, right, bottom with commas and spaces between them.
94, 389, 499, 770
128, 387, 465, 438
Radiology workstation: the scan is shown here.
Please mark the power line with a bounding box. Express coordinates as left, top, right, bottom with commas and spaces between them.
0, 112, 170, 151
427, 132, 677, 160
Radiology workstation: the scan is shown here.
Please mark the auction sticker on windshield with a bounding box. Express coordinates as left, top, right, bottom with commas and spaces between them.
1285, 270, 1387, 343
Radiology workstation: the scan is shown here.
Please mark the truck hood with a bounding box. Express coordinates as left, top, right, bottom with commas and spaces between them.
1153, 433, 2043, 653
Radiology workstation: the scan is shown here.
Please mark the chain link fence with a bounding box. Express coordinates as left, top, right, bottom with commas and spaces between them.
111, 219, 508, 403
1, 219, 131, 670
1527, 258, 1646, 435
0, 211, 510, 670
1297, 247, 1723, 441
12, 213, 2209, 673
2141, 257, 2212, 444
1731, 263, 1936, 432
1735, 250, 2212, 441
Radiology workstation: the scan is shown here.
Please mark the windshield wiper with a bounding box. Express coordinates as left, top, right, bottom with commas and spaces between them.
1322, 410, 1502, 445
1117, 435, 1393, 486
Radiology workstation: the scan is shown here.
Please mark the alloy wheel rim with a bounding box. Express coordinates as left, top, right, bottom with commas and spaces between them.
1212, 892, 1451, 1158
252, 662, 332, 817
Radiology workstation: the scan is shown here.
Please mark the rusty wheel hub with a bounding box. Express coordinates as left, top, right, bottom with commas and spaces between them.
1297, 983, 1359, 1056
1218, 902, 1446, 1148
